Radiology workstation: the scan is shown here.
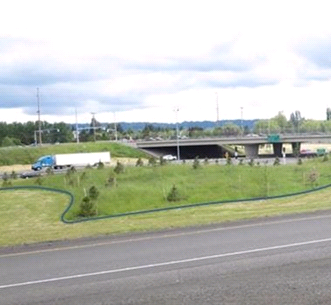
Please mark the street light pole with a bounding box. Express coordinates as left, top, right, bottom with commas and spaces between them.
175, 108, 180, 161
37, 88, 42, 145
240, 106, 243, 135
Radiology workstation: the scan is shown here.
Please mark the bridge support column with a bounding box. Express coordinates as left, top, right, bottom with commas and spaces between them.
244, 144, 259, 158
291, 142, 301, 156
273, 143, 283, 157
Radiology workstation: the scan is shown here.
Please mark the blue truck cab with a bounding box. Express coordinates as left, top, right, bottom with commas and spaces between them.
31, 155, 54, 171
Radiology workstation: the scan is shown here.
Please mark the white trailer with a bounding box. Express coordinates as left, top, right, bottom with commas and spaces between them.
53, 152, 111, 169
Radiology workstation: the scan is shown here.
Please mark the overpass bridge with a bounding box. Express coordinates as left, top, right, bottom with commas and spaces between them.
136, 134, 331, 159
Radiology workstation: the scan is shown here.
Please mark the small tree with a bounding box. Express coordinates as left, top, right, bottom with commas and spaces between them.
10, 171, 17, 179
193, 156, 200, 169
89, 186, 100, 200
114, 161, 125, 174
97, 161, 104, 169
167, 184, 182, 202
148, 157, 156, 166
136, 158, 144, 167
273, 156, 280, 166
78, 196, 97, 217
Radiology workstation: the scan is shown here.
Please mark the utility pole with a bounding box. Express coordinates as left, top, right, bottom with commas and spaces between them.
37, 88, 42, 145
75, 108, 79, 144
91, 112, 96, 141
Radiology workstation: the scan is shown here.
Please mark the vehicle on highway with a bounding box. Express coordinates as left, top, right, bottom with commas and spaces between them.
162, 154, 177, 161
31, 152, 111, 171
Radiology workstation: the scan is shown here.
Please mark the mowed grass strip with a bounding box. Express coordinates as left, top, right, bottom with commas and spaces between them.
1, 186, 331, 247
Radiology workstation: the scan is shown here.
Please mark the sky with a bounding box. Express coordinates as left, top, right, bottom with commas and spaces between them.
1, 0, 331, 124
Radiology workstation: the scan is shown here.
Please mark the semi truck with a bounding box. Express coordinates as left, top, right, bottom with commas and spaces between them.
31, 152, 111, 171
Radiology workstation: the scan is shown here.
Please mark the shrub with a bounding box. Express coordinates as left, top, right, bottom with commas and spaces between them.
167, 184, 183, 202
114, 161, 125, 174
46, 167, 54, 175
248, 159, 254, 166
159, 156, 166, 166
297, 158, 303, 165
136, 158, 144, 167
97, 161, 104, 169
148, 157, 156, 166
273, 157, 280, 166
78, 196, 97, 217
105, 176, 117, 187
88, 186, 100, 200
193, 156, 200, 169
10, 171, 17, 179
204, 157, 209, 165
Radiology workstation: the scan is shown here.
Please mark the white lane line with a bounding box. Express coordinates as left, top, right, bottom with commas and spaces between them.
2, 212, 331, 258
1, 237, 331, 290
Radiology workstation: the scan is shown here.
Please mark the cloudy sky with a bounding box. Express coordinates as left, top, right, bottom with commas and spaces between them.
1, 0, 331, 124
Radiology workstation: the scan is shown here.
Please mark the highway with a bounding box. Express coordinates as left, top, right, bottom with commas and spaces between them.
1, 211, 331, 304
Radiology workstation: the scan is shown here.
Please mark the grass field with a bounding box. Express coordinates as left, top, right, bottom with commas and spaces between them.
1, 185, 331, 247
0, 141, 147, 166
9, 156, 331, 220
1, 143, 331, 247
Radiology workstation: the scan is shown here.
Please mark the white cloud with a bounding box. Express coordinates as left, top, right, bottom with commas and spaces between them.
1, 0, 331, 123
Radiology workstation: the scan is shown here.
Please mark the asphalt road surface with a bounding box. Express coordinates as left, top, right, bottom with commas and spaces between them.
2, 211, 331, 304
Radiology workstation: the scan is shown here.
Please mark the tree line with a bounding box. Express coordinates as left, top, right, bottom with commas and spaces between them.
1, 110, 331, 147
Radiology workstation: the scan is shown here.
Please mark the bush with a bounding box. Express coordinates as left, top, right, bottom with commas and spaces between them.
148, 157, 156, 166
114, 161, 125, 174
78, 196, 97, 217
193, 156, 200, 169
88, 186, 100, 200
167, 184, 183, 202
97, 161, 104, 169
136, 158, 144, 167
10, 171, 17, 179
273, 157, 280, 166
248, 159, 254, 166
297, 158, 303, 165
46, 167, 54, 175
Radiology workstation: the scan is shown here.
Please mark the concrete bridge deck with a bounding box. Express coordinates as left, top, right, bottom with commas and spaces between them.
136, 134, 331, 158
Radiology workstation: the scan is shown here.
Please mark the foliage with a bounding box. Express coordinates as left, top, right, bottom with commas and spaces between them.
148, 156, 157, 166
136, 158, 144, 167
78, 196, 97, 217
88, 186, 100, 200
167, 184, 184, 202
114, 161, 125, 174
97, 161, 105, 169
273, 156, 280, 166
193, 156, 200, 169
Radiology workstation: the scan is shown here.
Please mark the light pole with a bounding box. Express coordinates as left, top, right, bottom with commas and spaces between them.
215, 92, 219, 127
37, 88, 42, 145
240, 106, 243, 135
175, 108, 180, 161
91, 112, 96, 141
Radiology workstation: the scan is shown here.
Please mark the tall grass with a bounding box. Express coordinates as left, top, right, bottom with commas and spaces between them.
13, 156, 331, 220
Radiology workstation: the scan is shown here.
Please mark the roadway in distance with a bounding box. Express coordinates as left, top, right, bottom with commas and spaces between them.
1, 211, 331, 304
